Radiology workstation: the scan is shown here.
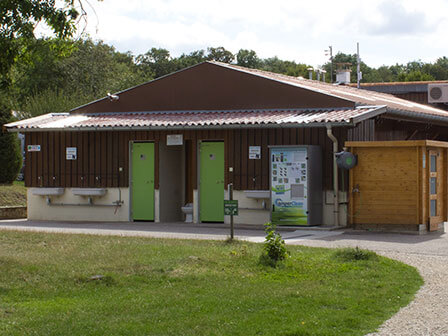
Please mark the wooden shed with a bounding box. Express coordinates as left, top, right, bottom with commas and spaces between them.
346, 140, 448, 232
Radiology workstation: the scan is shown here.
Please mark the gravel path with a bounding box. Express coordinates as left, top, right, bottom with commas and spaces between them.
293, 230, 448, 336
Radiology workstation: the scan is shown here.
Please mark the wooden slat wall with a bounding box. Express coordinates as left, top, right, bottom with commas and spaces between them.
228, 127, 344, 191
375, 118, 448, 142
348, 146, 419, 225
347, 119, 375, 142
24, 127, 346, 190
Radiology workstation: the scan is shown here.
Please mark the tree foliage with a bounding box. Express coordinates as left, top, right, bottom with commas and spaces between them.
0, 103, 22, 184
11, 38, 145, 117
236, 49, 261, 69
323, 52, 447, 83
0, 0, 83, 85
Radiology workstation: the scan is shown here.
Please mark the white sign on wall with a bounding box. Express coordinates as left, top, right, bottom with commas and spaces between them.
167, 134, 183, 146
249, 146, 261, 159
66, 147, 77, 160
27, 145, 41, 152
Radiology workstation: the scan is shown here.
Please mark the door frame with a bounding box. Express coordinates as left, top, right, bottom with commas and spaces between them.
129, 140, 155, 221
197, 139, 225, 223
427, 147, 444, 231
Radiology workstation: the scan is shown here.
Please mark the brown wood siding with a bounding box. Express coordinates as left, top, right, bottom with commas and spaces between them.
73, 63, 353, 114
375, 118, 448, 142
24, 127, 353, 191
347, 119, 375, 141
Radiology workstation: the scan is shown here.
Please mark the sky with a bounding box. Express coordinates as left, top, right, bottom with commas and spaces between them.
49, 0, 448, 68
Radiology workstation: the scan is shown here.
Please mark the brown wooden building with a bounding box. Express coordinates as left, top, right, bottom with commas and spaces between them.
5, 61, 448, 231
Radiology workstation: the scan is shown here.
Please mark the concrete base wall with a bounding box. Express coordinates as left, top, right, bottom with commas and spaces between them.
322, 190, 348, 227
154, 189, 160, 222
224, 190, 270, 225
27, 188, 130, 222
193, 189, 199, 223
223, 190, 348, 226
27, 187, 348, 226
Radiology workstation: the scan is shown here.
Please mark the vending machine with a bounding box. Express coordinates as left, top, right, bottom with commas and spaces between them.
270, 146, 322, 226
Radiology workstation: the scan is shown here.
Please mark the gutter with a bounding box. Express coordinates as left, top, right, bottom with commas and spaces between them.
326, 125, 339, 227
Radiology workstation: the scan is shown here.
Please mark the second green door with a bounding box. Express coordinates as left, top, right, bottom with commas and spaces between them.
132, 142, 154, 221
200, 141, 224, 222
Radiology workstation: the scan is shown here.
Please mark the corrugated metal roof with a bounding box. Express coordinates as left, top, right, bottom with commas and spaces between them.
212, 62, 448, 119
4, 107, 385, 131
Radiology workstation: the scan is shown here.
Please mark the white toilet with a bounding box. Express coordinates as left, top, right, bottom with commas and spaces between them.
181, 203, 193, 223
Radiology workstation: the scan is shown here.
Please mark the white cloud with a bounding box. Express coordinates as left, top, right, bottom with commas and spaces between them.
54, 0, 448, 68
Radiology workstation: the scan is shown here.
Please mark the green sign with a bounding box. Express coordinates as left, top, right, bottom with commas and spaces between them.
224, 200, 238, 216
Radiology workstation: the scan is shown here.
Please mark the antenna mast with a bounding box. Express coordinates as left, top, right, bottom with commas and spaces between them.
356, 42, 361, 88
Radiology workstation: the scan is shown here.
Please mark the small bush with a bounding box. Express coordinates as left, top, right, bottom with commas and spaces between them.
333, 247, 377, 262
260, 222, 289, 267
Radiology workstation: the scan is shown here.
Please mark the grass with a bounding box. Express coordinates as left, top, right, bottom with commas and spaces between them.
0, 231, 423, 336
0, 181, 26, 207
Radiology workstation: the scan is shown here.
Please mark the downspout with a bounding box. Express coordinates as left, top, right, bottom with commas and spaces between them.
326, 125, 339, 227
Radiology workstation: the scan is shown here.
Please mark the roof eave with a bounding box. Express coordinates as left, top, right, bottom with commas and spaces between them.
5, 121, 354, 133
350, 105, 387, 124
385, 108, 448, 126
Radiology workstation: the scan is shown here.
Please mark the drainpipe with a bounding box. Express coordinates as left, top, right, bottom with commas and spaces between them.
326, 125, 339, 227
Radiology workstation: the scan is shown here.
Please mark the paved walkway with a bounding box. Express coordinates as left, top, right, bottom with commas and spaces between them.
1, 219, 447, 335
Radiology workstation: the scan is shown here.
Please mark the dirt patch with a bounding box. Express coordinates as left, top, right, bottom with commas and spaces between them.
0, 183, 27, 207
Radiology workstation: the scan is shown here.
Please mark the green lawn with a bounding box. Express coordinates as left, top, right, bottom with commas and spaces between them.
0, 231, 422, 336
0, 181, 26, 207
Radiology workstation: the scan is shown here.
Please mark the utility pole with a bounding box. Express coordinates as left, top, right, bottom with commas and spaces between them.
325, 46, 333, 83
357, 42, 361, 89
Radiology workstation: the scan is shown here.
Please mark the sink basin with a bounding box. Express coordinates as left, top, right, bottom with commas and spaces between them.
72, 188, 107, 196
31, 188, 64, 196
244, 190, 270, 199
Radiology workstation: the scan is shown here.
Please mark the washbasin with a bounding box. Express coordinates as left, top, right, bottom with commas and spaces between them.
72, 188, 107, 196
31, 188, 64, 196
244, 190, 270, 199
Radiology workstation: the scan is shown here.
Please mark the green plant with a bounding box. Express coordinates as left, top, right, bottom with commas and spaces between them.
333, 246, 378, 262
0, 231, 423, 336
260, 221, 289, 267
0, 107, 22, 184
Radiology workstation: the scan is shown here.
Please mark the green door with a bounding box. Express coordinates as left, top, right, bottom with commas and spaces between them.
200, 142, 224, 222
132, 142, 154, 221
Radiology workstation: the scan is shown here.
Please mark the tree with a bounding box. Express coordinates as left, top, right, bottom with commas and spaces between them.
427, 57, 448, 80
175, 50, 207, 69
261, 56, 309, 78
0, 0, 84, 85
236, 49, 260, 69
135, 48, 177, 79
398, 71, 434, 82
0, 101, 22, 183
206, 47, 234, 63
13, 38, 145, 117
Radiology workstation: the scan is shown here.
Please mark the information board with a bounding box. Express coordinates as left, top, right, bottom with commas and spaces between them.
66, 147, 77, 160
271, 147, 308, 225
224, 200, 238, 216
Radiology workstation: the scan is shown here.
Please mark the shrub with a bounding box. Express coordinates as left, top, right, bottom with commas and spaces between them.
0, 107, 22, 184
260, 222, 289, 267
333, 247, 377, 262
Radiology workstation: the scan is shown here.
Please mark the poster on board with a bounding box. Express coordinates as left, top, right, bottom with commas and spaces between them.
249, 146, 261, 159
270, 147, 308, 225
